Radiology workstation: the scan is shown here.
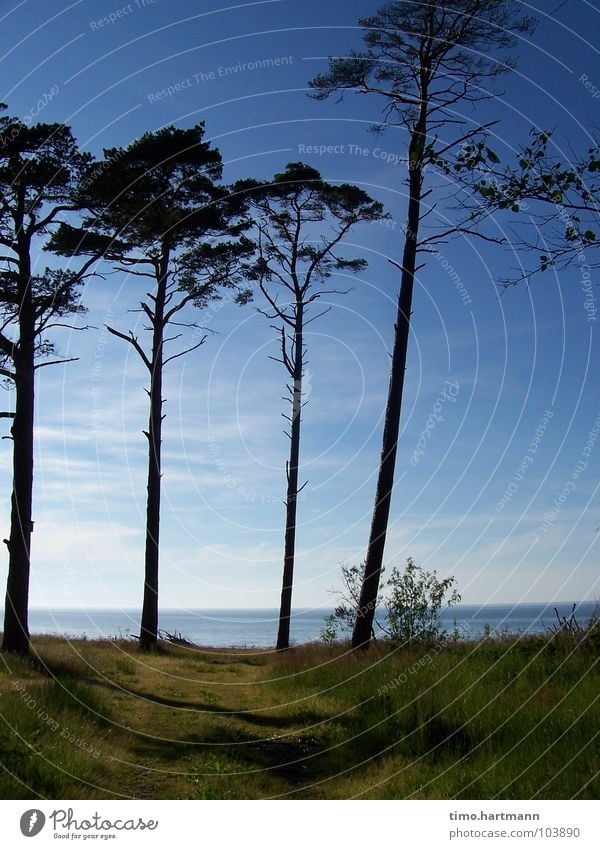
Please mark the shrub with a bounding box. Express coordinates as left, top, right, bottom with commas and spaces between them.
321, 557, 460, 646
386, 558, 461, 646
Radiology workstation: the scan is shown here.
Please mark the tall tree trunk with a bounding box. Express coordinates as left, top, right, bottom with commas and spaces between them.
276, 306, 303, 650
352, 131, 425, 651
139, 263, 167, 650
2, 286, 35, 654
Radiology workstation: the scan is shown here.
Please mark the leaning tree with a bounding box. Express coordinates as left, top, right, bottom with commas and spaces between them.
51, 125, 253, 650
310, 0, 535, 648
235, 162, 385, 649
0, 109, 100, 653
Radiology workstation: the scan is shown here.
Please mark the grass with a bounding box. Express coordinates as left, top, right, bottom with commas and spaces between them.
0, 631, 598, 799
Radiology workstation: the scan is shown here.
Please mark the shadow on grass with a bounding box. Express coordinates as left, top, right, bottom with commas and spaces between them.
30, 653, 330, 731
128, 721, 326, 787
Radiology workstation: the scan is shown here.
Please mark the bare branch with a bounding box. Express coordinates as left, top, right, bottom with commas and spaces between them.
30, 204, 80, 234
163, 291, 197, 324
117, 269, 158, 280
304, 305, 333, 325
106, 325, 151, 371
258, 280, 295, 327
37, 322, 97, 333
419, 226, 505, 247
34, 357, 78, 370
432, 121, 498, 159
163, 337, 207, 366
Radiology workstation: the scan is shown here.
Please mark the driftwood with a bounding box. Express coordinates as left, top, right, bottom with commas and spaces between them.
157, 629, 199, 647
545, 604, 584, 636
131, 629, 198, 646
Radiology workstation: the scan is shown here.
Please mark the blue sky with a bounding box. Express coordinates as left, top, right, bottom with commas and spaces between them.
0, 0, 598, 612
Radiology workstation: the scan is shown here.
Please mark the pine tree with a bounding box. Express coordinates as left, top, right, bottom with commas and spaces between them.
310, 1, 535, 648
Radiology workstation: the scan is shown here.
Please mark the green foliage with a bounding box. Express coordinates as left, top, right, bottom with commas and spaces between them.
319, 617, 338, 645
310, 1, 534, 105
50, 123, 254, 301
0, 114, 95, 363
385, 558, 461, 646
0, 118, 91, 213
454, 128, 599, 278
320, 562, 384, 643
322, 557, 460, 645
235, 161, 386, 290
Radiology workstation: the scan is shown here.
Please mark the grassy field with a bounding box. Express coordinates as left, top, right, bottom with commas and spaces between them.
0, 632, 598, 799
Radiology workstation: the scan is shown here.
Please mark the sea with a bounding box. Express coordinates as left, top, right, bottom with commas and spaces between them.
26, 601, 598, 647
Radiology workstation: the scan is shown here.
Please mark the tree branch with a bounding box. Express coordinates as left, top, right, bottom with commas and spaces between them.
163, 337, 207, 365
106, 325, 151, 370
34, 357, 78, 370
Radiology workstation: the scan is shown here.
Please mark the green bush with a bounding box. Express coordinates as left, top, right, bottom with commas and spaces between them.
321, 557, 460, 645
